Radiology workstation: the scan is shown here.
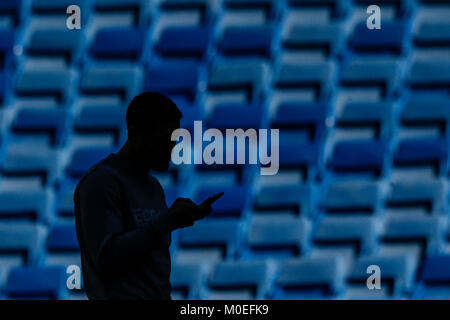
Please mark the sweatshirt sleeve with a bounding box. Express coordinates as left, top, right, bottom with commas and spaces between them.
76, 170, 173, 276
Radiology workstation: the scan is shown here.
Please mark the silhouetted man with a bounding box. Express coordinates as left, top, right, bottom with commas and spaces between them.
73, 92, 223, 300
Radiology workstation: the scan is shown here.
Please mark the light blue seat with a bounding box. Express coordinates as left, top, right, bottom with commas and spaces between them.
0, 190, 51, 222
66, 146, 114, 179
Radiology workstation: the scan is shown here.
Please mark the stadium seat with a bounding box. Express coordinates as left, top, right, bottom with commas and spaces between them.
223, 0, 279, 22
414, 21, 450, 47
46, 224, 79, 252
145, 59, 199, 102
401, 93, 450, 131
274, 61, 334, 100
206, 260, 275, 299
0, 0, 22, 26
79, 64, 143, 102
11, 107, 68, 146
0, 30, 14, 69
177, 218, 242, 261
0, 189, 51, 222
272, 102, 327, 141
207, 103, 262, 129
219, 25, 273, 57
66, 146, 114, 179
393, 138, 448, 174
408, 59, 450, 89
319, 179, 381, 213
288, 0, 350, 19
350, 21, 407, 54
273, 256, 346, 299
4, 266, 66, 299
328, 139, 386, 177
160, 0, 215, 24
55, 178, 77, 217
243, 215, 311, 259
32, 0, 87, 13
90, 27, 146, 60
278, 136, 319, 179
26, 28, 82, 62
414, 255, 450, 299
283, 23, 343, 57
157, 26, 211, 58
253, 183, 314, 215
313, 215, 380, 255
386, 178, 446, 214
94, 0, 151, 25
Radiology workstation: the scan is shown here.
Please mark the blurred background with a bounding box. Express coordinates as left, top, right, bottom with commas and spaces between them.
0, 0, 449, 300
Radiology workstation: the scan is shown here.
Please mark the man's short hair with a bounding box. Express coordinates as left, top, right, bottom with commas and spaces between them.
126, 92, 182, 134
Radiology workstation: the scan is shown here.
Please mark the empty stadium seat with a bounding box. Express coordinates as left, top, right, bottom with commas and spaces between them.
219, 25, 273, 57
94, 0, 151, 25
408, 59, 450, 89
193, 185, 249, 218
243, 215, 311, 259
145, 59, 199, 102
288, 0, 350, 19
66, 146, 114, 178
4, 266, 66, 299
0, 0, 22, 26
414, 21, 450, 47
206, 260, 275, 299
156, 26, 211, 58
90, 27, 146, 60
401, 93, 450, 131
0, 189, 51, 222
273, 256, 346, 299
329, 139, 386, 177
170, 261, 206, 299
414, 255, 450, 299
207, 103, 262, 129
46, 224, 79, 252
11, 107, 68, 146
0, 30, 14, 69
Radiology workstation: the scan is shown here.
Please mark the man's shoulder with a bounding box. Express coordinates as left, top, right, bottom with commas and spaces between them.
75, 158, 122, 195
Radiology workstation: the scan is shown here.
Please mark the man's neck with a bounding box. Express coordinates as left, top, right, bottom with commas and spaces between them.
115, 143, 150, 178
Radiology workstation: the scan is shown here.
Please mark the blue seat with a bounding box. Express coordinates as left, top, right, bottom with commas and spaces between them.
66, 146, 114, 178
4, 266, 66, 299
207, 60, 266, 104
283, 23, 343, 56
11, 107, 68, 146
288, 0, 350, 18
55, 178, 77, 217
421, 255, 450, 284
408, 59, 450, 89
207, 103, 262, 129
279, 137, 318, 177
0, 190, 50, 222
273, 256, 345, 299
1, 141, 58, 187
219, 25, 273, 57
94, 0, 150, 25
178, 218, 242, 259
393, 138, 448, 173
193, 185, 249, 218
145, 59, 199, 102
15, 66, 74, 103
0, 30, 14, 69
275, 61, 333, 100
351, 21, 407, 54
272, 102, 327, 140
174, 98, 202, 132
336, 101, 393, 138
319, 180, 380, 213
313, 216, 379, 255
47, 224, 79, 252
349, 254, 417, 295
160, 0, 214, 23
223, 0, 279, 20
415, 21, 450, 47
0, 0, 21, 25
329, 139, 386, 176
170, 262, 205, 299
253, 184, 314, 215
79, 65, 142, 102
207, 260, 274, 299
386, 179, 445, 213
157, 26, 211, 58
74, 105, 125, 143
244, 215, 311, 258
382, 216, 443, 254
353, 0, 411, 18
32, 0, 87, 13
90, 27, 146, 60
0, 223, 46, 264
401, 93, 450, 128
27, 29, 82, 62
340, 58, 400, 97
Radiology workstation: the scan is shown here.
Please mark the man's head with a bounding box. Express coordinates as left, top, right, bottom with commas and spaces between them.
126, 92, 182, 172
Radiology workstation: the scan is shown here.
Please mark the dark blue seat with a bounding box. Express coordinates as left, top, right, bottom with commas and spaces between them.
273, 102, 327, 140
279, 137, 318, 175
253, 184, 313, 215
193, 185, 249, 218
0, 190, 50, 222
170, 262, 205, 299
27, 29, 82, 62
47, 224, 80, 252
11, 107, 68, 146
351, 21, 407, 54
273, 256, 345, 299
401, 93, 450, 127
393, 138, 448, 171
283, 23, 343, 56
0, 30, 14, 69
0, 0, 22, 25
90, 27, 146, 60
421, 255, 450, 284
219, 25, 273, 57
288, 0, 350, 18
223, 0, 279, 21
157, 26, 211, 58
32, 0, 87, 13
160, 0, 214, 23
207, 260, 273, 299
207, 103, 262, 129
66, 146, 114, 178
4, 266, 66, 299
56, 178, 77, 217
329, 139, 386, 176
408, 59, 450, 89
415, 21, 450, 47
145, 59, 199, 102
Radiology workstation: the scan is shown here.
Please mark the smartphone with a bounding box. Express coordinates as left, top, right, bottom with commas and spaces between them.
201, 192, 224, 207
